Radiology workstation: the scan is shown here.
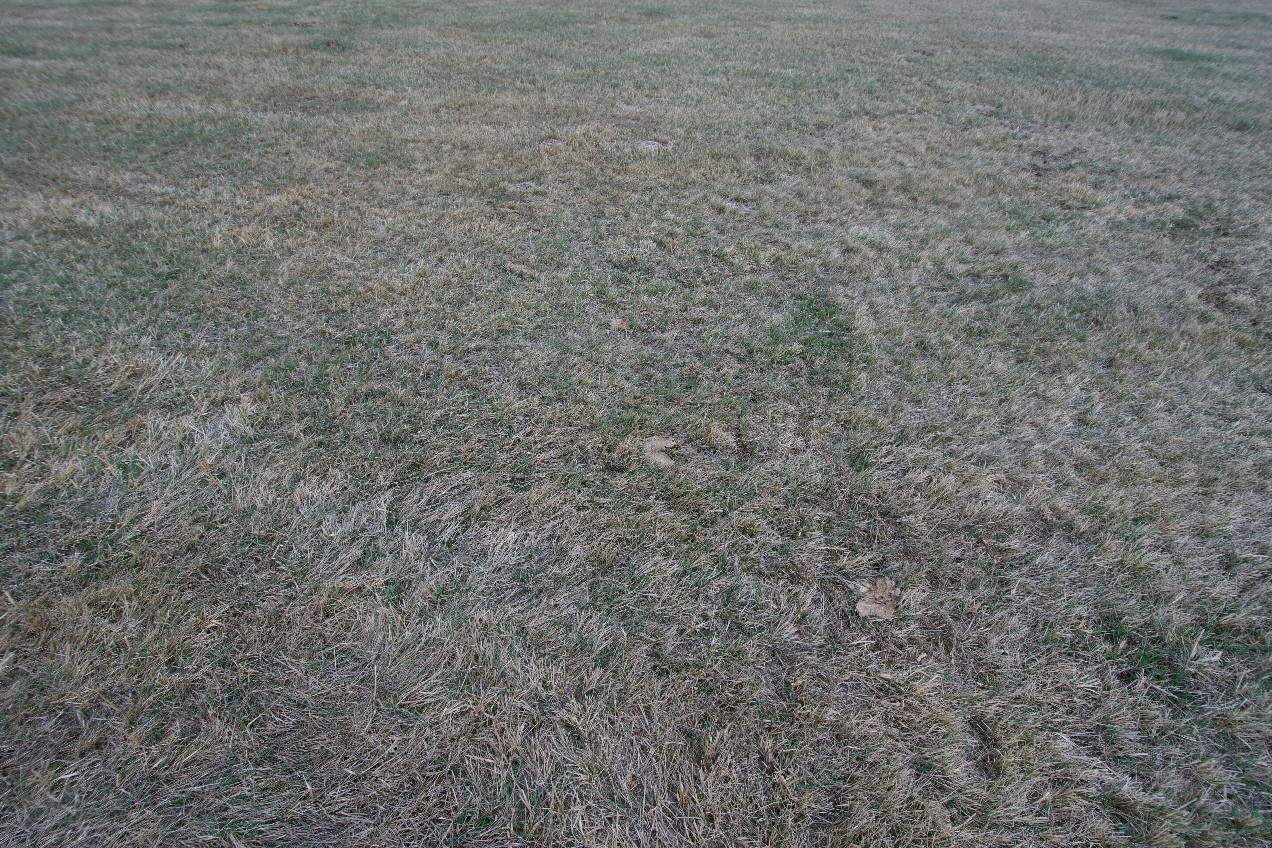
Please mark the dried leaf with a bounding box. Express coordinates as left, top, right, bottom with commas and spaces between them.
855, 576, 902, 620
643, 435, 677, 468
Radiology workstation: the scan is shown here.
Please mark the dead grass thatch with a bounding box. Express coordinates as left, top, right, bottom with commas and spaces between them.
1, 0, 1270, 845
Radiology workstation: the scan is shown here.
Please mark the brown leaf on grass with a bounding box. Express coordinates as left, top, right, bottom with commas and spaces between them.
855, 577, 902, 619
643, 436, 677, 468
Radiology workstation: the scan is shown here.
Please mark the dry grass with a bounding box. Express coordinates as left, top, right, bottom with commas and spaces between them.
2, 0, 1270, 844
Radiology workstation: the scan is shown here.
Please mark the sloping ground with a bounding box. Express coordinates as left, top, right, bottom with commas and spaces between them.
1, 0, 1269, 844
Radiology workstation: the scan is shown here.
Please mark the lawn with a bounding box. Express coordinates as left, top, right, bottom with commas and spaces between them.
1, 0, 1270, 844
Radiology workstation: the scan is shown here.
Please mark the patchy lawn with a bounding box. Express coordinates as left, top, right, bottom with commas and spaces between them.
2, 0, 1270, 844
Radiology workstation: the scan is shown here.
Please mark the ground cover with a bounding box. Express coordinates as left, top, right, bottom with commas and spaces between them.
2, 0, 1270, 844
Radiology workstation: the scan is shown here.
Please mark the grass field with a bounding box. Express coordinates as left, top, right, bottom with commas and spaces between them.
2, 0, 1271, 844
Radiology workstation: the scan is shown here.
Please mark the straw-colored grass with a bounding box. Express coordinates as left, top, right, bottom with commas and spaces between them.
2, 0, 1269, 844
